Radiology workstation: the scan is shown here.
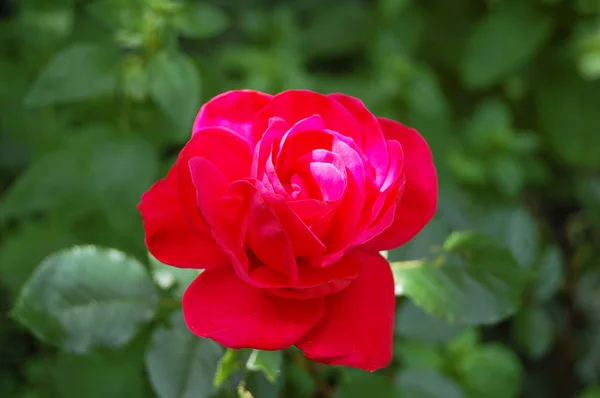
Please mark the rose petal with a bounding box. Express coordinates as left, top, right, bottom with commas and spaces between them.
177, 126, 253, 234
193, 90, 272, 145
296, 250, 395, 371
268, 254, 361, 299
360, 119, 437, 251
138, 166, 228, 269
329, 93, 388, 186
252, 90, 362, 147
183, 266, 324, 350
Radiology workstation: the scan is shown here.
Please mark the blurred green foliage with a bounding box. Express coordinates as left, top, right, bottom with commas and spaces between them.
1, 0, 600, 397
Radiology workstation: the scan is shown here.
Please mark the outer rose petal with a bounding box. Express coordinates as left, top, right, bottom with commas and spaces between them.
296, 250, 395, 371
138, 166, 228, 269
360, 119, 438, 252
183, 266, 324, 350
193, 90, 272, 145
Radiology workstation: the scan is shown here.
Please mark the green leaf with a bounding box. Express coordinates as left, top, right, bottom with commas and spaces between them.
53, 335, 149, 398
284, 362, 317, 398
455, 344, 523, 398
392, 232, 526, 325
497, 207, 540, 269
537, 65, 600, 169
246, 350, 283, 383
580, 386, 600, 398
461, 3, 552, 89
12, 246, 158, 353
394, 340, 444, 371
149, 253, 200, 297
145, 311, 223, 398
0, 222, 78, 299
0, 149, 89, 221
533, 246, 564, 302
245, 370, 283, 398
149, 51, 201, 132
86, 0, 144, 30
335, 369, 399, 398
88, 134, 158, 232
512, 306, 554, 359
214, 348, 247, 388
172, 3, 230, 39
396, 369, 465, 398
396, 301, 464, 344
489, 155, 525, 199
25, 43, 118, 106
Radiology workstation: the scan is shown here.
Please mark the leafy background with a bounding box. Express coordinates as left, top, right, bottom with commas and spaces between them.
1, 0, 600, 397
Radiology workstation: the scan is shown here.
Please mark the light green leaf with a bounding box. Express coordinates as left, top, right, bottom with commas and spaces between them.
512, 306, 555, 359
396, 369, 465, 398
12, 246, 158, 353
148, 253, 200, 297
172, 3, 230, 39
461, 3, 552, 89
145, 311, 223, 398
392, 232, 526, 325
149, 51, 201, 131
455, 344, 523, 398
25, 43, 118, 106
246, 350, 283, 383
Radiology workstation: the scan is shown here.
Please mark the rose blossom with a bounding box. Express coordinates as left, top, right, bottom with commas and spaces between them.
139, 89, 437, 371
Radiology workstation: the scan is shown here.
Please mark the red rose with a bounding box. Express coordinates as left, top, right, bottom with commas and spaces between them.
139, 90, 437, 371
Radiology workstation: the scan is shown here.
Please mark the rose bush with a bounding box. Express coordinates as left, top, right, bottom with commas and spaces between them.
138, 89, 438, 371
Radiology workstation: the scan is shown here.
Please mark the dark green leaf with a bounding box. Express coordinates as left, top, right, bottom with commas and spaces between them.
12, 246, 158, 352
335, 369, 399, 398
396, 369, 465, 398
145, 311, 223, 398
455, 344, 523, 398
392, 232, 526, 325
536, 65, 600, 169
533, 246, 564, 302
25, 43, 118, 106
0, 222, 77, 298
149, 51, 201, 132
512, 306, 555, 359
89, 134, 158, 232
53, 336, 149, 398
461, 3, 552, 89
394, 340, 444, 371
245, 370, 283, 398
172, 4, 230, 39
0, 149, 89, 220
